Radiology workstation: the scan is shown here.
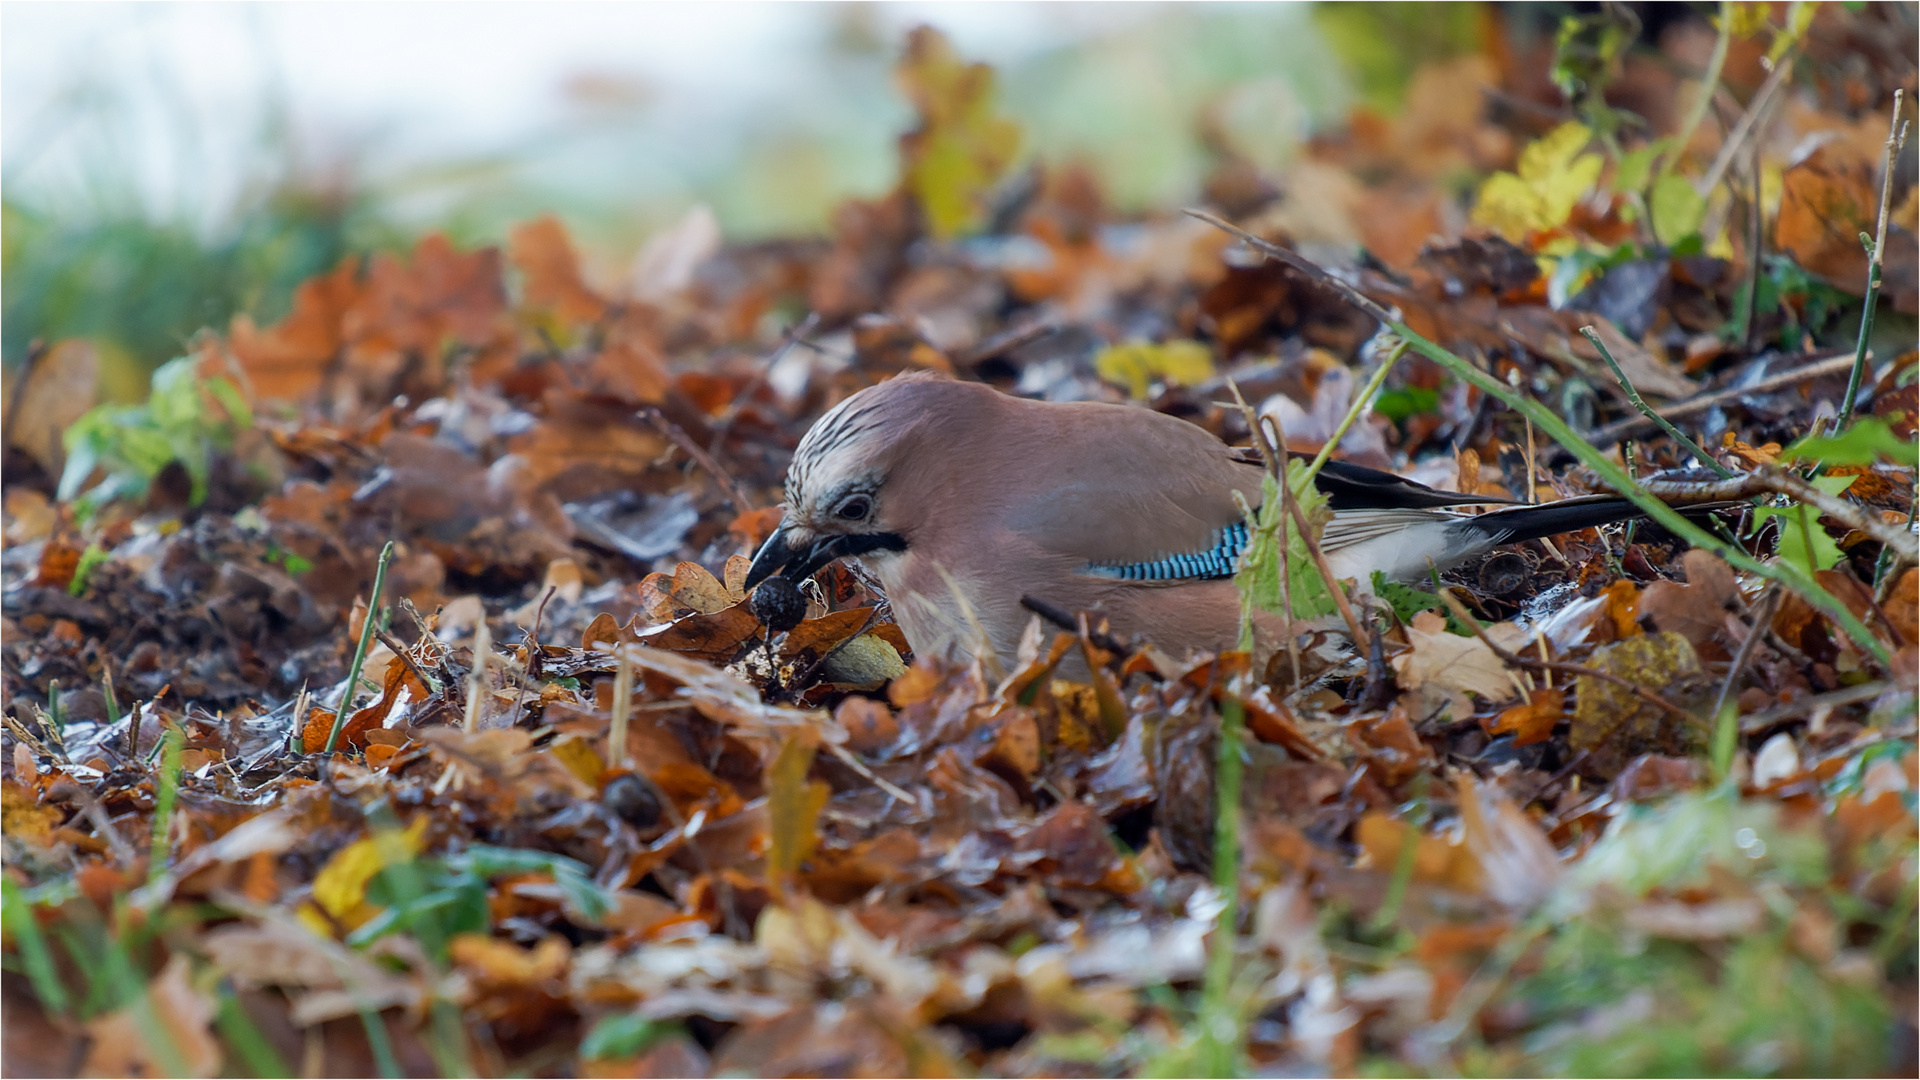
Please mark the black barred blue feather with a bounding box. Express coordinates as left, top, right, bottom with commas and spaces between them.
1084, 521, 1250, 581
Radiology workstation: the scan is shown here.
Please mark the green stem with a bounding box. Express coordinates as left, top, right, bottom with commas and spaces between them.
1660, 0, 1731, 184
1304, 337, 1411, 486
323, 541, 395, 754
2, 878, 69, 1015
1579, 326, 1731, 476
1399, 324, 1889, 665
1201, 693, 1247, 1070
147, 725, 185, 882
1833, 91, 1906, 439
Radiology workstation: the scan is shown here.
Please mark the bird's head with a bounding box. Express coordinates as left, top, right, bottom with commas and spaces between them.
744, 374, 950, 589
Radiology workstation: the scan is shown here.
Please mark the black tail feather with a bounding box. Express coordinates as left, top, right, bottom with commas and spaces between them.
1467, 495, 1733, 545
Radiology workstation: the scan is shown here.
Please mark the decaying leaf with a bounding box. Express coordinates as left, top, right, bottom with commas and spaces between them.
1392, 610, 1528, 719
766, 732, 829, 880
1571, 631, 1711, 771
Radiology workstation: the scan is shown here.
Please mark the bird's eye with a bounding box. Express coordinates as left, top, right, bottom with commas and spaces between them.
835, 495, 872, 521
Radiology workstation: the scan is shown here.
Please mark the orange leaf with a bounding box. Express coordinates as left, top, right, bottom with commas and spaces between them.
1775, 147, 1875, 293
1601, 579, 1642, 640
510, 216, 606, 324
1488, 687, 1565, 747
229, 256, 362, 401
639, 561, 739, 619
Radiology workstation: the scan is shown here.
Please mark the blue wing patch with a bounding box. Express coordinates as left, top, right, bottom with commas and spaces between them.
1083, 521, 1249, 581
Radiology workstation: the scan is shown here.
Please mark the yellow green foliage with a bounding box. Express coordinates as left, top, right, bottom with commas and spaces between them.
895, 26, 1023, 240
1094, 339, 1215, 399
1234, 460, 1337, 625
1471, 121, 1603, 240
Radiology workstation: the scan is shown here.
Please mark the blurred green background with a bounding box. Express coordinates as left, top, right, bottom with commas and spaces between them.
1, 2, 1501, 399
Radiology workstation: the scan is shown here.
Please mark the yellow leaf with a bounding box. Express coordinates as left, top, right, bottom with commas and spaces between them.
1471, 121, 1601, 240
1093, 340, 1216, 399
766, 731, 829, 879
896, 26, 1023, 239
548, 734, 606, 788
309, 816, 429, 931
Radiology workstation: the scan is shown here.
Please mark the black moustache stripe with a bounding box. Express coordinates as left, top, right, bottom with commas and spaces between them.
834, 532, 908, 558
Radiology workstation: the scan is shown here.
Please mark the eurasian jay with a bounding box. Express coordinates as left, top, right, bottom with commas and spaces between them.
744, 371, 1648, 668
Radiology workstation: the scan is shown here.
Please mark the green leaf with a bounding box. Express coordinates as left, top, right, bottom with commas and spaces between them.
1372, 387, 1439, 422
1235, 461, 1337, 621
1781, 417, 1918, 467
53, 356, 254, 516
1648, 174, 1706, 246
1614, 140, 1669, 196
582, 1013, 672, 1061
68, 545, 110, 597
1753, 475, 1857, 575
1472, 121, 1604, 240
1371, 571, 1473, 636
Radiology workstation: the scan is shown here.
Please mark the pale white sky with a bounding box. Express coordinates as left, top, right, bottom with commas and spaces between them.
1, 3, 1337, 244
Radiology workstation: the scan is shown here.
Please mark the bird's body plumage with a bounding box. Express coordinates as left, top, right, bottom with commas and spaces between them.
747, 372, 1645, 668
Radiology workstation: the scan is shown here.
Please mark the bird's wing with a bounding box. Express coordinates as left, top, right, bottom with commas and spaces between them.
1320, 507, 1465, 551
962, 398, 1266, 574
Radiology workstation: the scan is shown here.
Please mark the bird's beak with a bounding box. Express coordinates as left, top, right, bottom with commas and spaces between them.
744, 524, 843, 589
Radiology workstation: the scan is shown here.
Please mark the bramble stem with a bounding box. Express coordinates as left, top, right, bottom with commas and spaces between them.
1834, 90, 1908, 438
1580, 325, 1731, 477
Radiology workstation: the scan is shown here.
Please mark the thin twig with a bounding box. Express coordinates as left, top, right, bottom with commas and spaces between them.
1436, 591, 1697, 722
1737, 680, 1892, 734
374, 628, 440, 695
706, 312, 822, 455
1833, 90, 1909, 438
1738, 142, 1764, 350
1580, 326, 1731, 476
1632, 467, 1916, 558
1662, 0, 1732, 187
1586, 353, 1857, 447
1696, 48, 1795, 198
641, 407, 754, 514
1303, 337, 1411, 484
608, 643, 632, 770
463, 617, 491, 735
47, 780, 138, 866
1223, 376, 1299, 683
954, 319, 1055, 368
1713, 584, 1781, 718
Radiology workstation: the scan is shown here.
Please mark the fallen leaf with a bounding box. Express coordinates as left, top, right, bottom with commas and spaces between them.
1488, 687, 1565, 747
305, 815, 430, 933
81, 957, 221, 1079
5, 340, 98, 474
1391, 610, 1527, 719
1776, 145, 1875, 292
766, 731, 829, 880
510, 215, 607, 324
1570, 631, 1711, 772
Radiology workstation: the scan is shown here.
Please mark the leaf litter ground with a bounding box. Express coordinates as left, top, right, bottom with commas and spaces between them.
2, 12, 1917, 1078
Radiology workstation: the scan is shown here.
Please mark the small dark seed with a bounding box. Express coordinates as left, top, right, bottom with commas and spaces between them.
750, 577, 808, 634
601, 772, 662, 829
